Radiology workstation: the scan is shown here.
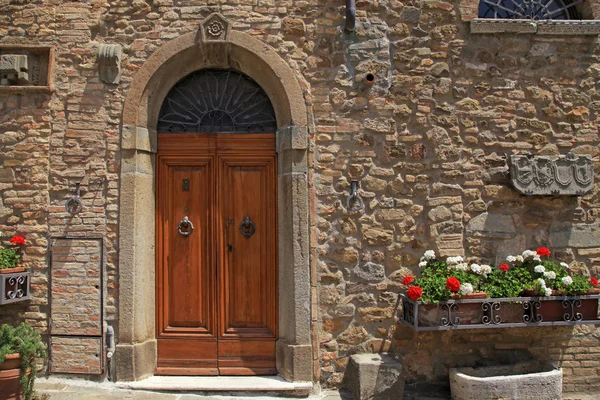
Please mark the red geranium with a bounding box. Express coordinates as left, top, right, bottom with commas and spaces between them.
10, 235, 25, 246
536, 247, 550, 257
403, 276, 414, 285
499, 263, 510, 272
446, 277, 461, 293
407, 286, 423, 301
591, 277, 599, 287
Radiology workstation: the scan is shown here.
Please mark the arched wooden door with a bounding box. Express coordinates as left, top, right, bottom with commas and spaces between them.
155, 70, 278, 375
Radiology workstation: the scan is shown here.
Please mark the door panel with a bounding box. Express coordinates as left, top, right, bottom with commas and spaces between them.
156, 133, 277, 376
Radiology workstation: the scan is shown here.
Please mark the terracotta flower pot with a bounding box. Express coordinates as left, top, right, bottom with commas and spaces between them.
452, 291, 488, 300
0, 266, 25, 274
587, 288, 600, 294
538, 298, 599, 322
0, 354, 22, 400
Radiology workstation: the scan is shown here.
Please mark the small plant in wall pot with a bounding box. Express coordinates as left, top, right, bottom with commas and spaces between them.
0, 234, 26, 274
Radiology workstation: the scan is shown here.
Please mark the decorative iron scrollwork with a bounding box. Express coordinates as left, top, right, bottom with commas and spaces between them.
482, 302, 503, 325
177, 216, 194, 237
441, 303, 460, 326
563, 299, 583, 322
239, 216, 256, 238
157, 69, 277, 134
478, 0, 581, 20
523, 300, 543, 323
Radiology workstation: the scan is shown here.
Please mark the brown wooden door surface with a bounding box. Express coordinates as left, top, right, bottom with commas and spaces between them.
156, 134, 277, 376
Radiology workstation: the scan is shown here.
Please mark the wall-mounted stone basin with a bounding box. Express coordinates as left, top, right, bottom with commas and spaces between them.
449, 362, 562, 400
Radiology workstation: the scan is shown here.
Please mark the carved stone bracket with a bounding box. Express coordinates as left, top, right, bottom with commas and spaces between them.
0, 54, 29, 85
510, 153, 594, 196
98, 44, 122, 84
198, 13, 232, 43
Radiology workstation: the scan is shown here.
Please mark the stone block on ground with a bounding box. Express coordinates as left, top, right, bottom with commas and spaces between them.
449, 361, 562, 400
344, 353, 404, 400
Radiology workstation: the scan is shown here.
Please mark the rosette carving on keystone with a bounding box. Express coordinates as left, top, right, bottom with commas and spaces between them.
509, 153, 594, 196
198, 13, 231, 43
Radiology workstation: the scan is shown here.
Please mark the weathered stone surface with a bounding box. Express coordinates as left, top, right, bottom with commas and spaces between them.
549, 223, 600, 248
449, 362, 561, 400
354, 262, 385, 281
345, 353, 404, 400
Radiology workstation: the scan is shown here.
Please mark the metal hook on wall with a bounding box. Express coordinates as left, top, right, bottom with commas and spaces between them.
346, 180, 364, 212
65, 182, 83, 216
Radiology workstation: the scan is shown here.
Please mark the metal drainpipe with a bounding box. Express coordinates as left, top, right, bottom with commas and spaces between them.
106, 326, 115, 381
344, 0, 356, 34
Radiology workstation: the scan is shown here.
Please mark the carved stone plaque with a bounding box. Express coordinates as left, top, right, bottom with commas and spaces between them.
0, 54, 29, 85
510, 154, 594, 196
198, 13, 231, 43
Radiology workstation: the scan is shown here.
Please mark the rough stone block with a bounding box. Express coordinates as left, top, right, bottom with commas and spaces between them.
450, 362, 562, 400
344, 353, 404, 400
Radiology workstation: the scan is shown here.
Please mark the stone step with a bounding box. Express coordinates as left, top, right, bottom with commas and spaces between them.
116, 375, 313, 397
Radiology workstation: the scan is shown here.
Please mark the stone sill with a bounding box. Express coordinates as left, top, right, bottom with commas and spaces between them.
0, 86, 53, 94
471, 18, 600, 35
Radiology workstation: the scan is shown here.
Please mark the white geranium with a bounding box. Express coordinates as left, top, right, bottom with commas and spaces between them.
522, 250, 536, 258
446, 256, 464, 265
562, 276, 573, 286
560, 262, 570, 269
470, 263, 482, 274
454, 263, 468, 272
506, 255, 517, 263
423, 250, 436, 260
418, 261, 428, 268
460, 283, 474, 296
543, 271, 556, 280
533, 255, 541, 262
481, 265, 492, 275
536, 278, 547, 288
534, 265, 545, 273
516, 255, 524, 263
544, 288, 553, 297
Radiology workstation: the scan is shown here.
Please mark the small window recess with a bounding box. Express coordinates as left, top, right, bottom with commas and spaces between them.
471, 0, 600, 34
0, 45, 55, 94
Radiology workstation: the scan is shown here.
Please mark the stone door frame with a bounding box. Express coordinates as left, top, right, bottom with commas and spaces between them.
116, 15, 312, 382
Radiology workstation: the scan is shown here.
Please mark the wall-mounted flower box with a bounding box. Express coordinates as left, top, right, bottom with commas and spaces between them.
400, 294, 600, 331
0, 271, 31, 305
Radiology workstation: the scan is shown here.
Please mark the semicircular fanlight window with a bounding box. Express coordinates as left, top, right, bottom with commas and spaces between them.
157, 69, 277, 133
478, 0, 581, 20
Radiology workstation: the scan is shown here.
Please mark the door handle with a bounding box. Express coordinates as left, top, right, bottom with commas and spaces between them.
177, 216, 194, 237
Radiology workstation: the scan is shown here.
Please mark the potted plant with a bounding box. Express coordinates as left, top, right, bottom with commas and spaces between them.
401, 248, 599, 328
0, 234, 26, 274
0, 323, 45, 400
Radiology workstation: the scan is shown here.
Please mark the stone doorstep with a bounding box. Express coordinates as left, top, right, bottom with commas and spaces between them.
116, 375, 313, 396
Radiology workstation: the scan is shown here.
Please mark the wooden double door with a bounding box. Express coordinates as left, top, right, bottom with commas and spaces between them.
156, 133, 278, 375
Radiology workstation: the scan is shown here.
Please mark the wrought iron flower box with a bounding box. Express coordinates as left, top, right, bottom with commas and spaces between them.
0, 271, 31, 305
399, 294, 600, 331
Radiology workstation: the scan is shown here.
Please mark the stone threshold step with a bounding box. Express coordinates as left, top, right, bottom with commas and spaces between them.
116, 375, 313, 396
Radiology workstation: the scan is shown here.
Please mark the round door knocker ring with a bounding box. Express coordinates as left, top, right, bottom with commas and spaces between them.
178, 216, 194, 237
65, 197, 83, 216
239, 216, 256, 238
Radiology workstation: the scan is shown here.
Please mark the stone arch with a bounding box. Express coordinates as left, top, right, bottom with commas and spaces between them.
116, 15, 311, 383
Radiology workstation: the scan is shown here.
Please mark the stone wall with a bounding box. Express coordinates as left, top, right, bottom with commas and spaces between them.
0, 0, 599, 392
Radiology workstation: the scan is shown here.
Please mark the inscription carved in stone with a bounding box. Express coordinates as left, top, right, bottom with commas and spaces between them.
198, 13, 231, 43
0, 54, 29, 85
510, 154, 594, 196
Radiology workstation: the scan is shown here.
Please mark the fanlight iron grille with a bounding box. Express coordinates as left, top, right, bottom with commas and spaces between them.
478, 0, 582, 20
157, 69, 277, 134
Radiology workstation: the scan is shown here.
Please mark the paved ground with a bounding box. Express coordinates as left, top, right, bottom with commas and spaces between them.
34, 377, 600, 400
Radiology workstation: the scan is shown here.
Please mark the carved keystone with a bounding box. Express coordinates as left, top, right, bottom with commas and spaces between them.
0, 54, 29, 85
510, 153, 594, 196
98, 44, 122, 84
198, 13, 231, 43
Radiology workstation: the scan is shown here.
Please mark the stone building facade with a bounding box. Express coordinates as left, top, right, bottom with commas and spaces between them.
1, 0, 600, 394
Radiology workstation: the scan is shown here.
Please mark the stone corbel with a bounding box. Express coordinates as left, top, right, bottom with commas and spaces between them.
510, 153, 594, 196
98, 44, 122, 84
